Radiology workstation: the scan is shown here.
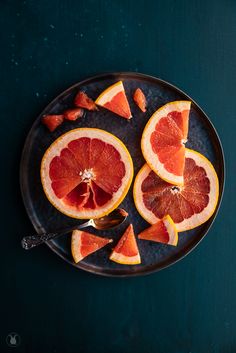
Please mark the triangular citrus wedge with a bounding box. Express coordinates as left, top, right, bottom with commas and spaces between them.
95, 81, 132, 119
141, 101, 191, 185
110, 224, 141, 265
138, 215, 178, 246
71, 230, 112, 263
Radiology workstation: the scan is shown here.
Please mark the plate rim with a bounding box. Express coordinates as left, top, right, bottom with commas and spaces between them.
20, 71, 225, 277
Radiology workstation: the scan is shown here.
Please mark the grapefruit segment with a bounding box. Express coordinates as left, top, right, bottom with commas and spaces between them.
141, 101, 191, 185
71, 230, 112, 263
138, 215, 178, 246
110, 224, 141, 265
41, 128, 133, 219
133, 149, 219, 232
95, 81, 132, 119
133, 88, 146, 112
74, 91, 97, 111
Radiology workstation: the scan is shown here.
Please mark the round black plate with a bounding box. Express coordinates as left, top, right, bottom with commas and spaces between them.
20, 72, 225, 277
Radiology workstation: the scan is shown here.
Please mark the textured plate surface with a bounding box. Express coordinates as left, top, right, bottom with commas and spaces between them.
20, 72, 224, 277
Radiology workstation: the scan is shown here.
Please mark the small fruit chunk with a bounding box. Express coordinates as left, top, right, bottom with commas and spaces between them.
74, 91, 97, 111
110, 224, 141, 265
95, 81, 132, 119
64, 108, 84, 121
133, 88, 146, 112
42, 114, 64, 132
138, 215, 178, 246
71, 230, 112, 263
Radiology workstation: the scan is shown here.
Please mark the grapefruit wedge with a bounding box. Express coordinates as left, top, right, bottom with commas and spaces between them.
141, 101, 191, 185
138, 215, 178, 246
110, 224, 141, 265
133, 149, 219, 232
95, 81, 132, 119
71, 230, 112, 263
41, 128, 133, 219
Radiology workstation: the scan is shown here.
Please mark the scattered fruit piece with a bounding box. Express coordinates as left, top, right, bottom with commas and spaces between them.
110, 224, 141, 265
41, 128, 133, 219
141, 101, 191, 185
71, 230, 112, 263
42, 114, 64, 132
138, 215, 178, 246
64, 108, 84, 121
133, 88, 146, 112
74, 91, 97, 111
133, 149, 219, 232
95, 81, 132, 119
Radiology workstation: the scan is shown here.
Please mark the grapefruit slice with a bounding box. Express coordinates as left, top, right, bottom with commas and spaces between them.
138, 215, 178, 246
41, 128, 133, 219
109, 224, 141, 265
71, 230, 112, 263
141, 101, 191, 185
133, 149, 219, 232
95, 81, 132, 119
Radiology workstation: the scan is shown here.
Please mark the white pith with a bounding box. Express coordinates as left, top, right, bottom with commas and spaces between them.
96, 81, 124, 105
163, 216, 178, 245
110, 252, 141, 265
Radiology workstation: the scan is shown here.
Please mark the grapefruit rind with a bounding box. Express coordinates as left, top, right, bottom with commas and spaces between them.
133, 149, 219, 232
71, 230, 112, 263
109, 224, 141, 265
163, 215, 178, 246
141, 101, 191, 185
95, 81, 132, 119
109, 252, 141, 265
41, 128, 134, 219
138, 215, 178, 246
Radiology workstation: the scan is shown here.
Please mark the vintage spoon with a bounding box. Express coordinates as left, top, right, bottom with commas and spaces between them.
21, 208, 128, 250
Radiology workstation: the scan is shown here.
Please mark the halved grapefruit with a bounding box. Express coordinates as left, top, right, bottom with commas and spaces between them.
138, 215, 178, 246
141, 101, 191, 185
133, 149, 219, 232
41, 128, 133, 219
110, 224, 141, 265
71, 230, 112, 263
95, 81, 132, 119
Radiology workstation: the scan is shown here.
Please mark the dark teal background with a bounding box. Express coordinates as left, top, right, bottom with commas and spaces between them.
1, 1, 235, 352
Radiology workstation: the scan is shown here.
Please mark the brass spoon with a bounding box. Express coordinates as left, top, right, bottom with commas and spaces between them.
21, 208, 128, 250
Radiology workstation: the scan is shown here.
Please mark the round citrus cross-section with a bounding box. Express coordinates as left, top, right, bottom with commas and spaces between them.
133, 149, 219, 232
41, 128, 133, 219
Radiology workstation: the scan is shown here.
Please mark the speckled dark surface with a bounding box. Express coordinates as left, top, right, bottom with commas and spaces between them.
20, 73, 224, 276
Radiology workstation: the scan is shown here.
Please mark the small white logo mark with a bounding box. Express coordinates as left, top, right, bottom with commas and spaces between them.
6, 332, 21, 347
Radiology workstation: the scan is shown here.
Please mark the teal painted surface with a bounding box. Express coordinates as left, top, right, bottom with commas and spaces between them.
0, 1, 235, 352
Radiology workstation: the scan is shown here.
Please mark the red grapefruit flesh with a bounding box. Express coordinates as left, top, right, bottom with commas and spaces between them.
110, 224, 141, 265
64, 108, 84, 121
141, 101, 191, 185
42, 114, 64, 132
41, 128, 133, 219
95, 81, 132, 119
71, 230, 112, 263
133, 88, 146, 112
133, 149, 219, 232
138, 215, 178, 246
74, 91, 97, 111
